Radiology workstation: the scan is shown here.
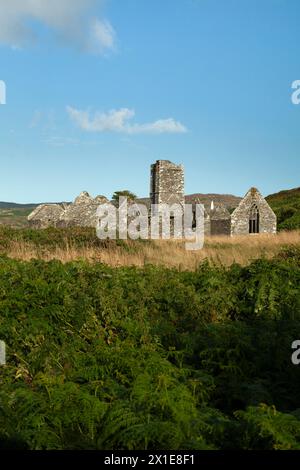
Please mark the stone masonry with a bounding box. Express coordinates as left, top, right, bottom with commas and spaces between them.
28, 204, 65, 228
28, 192, 108, 229
231, 187, 276, 235
28, 162, 277, 236
150, 160, 184, 207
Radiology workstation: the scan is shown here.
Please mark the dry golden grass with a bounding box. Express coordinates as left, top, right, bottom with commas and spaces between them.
2, 230, 300, 270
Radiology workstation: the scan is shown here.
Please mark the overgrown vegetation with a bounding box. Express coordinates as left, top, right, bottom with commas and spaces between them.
0, 225, 300, 268
267, 187, 300, 231
0, 225, 116, 249
0, 246, 300, 450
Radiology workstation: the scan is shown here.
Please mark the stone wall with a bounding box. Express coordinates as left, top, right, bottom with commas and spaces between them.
28, 192, 108, 229
58, 192, 108, 228
211, 218, 231, 236
150, 160, 184, 207
231, 187, 277, 235
210, 205, 231, 236
28, 204, 65, 228
28, 165, 277, 239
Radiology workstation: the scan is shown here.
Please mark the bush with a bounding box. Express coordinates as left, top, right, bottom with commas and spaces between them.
0, 256, 300, 449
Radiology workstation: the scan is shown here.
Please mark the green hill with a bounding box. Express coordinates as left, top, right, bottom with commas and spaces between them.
0, 203, 39, 228
0, 202, 65, 228
266, 187, 300, 231
0, 207, 35, 228
0, 202, 38, 209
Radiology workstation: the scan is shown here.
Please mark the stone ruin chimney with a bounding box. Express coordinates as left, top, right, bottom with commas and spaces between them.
150, 160, 184, 208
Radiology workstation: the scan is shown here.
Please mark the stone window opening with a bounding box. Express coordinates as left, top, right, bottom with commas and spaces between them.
249, 204, 259, 234
192, 210, 196, 229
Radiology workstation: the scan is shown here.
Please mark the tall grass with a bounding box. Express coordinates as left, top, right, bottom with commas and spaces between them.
0, 226, 299, 269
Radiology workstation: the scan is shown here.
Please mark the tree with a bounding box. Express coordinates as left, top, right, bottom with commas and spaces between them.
112, 190, 137, 203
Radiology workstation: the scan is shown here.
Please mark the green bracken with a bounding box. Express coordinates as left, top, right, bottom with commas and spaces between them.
0, 244, 300, 449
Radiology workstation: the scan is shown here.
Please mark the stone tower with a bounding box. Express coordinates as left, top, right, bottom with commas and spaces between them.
150, 160, 184, 208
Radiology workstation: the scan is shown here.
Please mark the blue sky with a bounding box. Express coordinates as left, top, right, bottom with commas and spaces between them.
0, 0, 299, 203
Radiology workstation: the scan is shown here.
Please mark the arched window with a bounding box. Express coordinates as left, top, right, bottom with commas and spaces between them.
249, 204, 259, 234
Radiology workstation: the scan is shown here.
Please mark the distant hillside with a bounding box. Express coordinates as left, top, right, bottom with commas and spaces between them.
0, 202, 38, 209
0, 202, 57, 228
137, 194, 242, 211
266, 187, 300, 231
185, 193, 242, 212
0, 206, 37, 228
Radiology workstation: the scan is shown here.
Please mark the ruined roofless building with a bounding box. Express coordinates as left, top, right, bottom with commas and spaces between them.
28, 192, 108, 229
149, 160, 276, 236
28, 161, 277, 236
57, 192, 108, 228
231, 187, 276, 235
149, 161, 231, 236
27, 203, 65, 228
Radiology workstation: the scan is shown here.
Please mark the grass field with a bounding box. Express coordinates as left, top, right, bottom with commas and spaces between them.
0, 226, 299, 268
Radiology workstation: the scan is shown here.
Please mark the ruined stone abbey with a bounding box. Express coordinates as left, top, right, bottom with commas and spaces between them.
28, 160, 277, 236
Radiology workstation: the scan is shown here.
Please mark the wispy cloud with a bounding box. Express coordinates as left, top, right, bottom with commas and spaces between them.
89, 18, 116, 55
0, 0, 116, 55
66, 106, 187, 135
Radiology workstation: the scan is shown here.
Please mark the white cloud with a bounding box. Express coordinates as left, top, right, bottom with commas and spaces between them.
89, 18, 116, 55
0, 0, 116, 54
66, 106, 187, 135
